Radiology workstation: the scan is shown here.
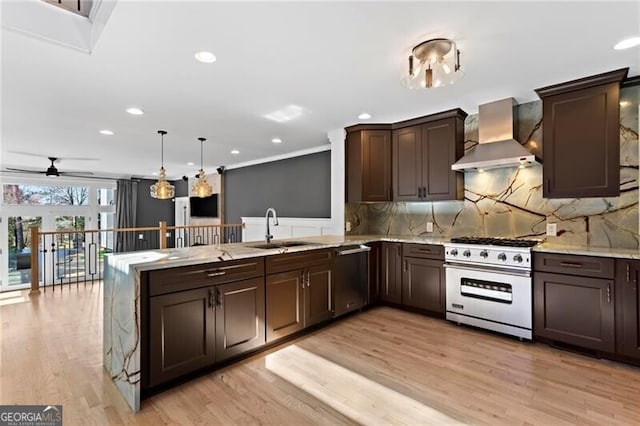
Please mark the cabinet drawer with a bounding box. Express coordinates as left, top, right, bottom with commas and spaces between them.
266, 249, 333, 275
149, 258, 265, 296
533, 253, 614, 279
402, 243, 444, 260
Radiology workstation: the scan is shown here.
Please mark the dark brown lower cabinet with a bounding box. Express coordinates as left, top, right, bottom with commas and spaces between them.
266, 270, 305, 342
306, 263, 334, 327
266, 261, 333, 342
534, 272, 615, 352
401, 257, 444, 313
615, 259, 640, 359
380, 242, 402, 304
149, 287, 216, 386
215, 278, 266, 362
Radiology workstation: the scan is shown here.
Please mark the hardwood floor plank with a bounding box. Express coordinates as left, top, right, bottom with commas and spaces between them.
2, 287, 640, 425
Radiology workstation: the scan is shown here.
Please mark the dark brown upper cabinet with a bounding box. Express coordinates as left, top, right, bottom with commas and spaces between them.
345, 125, 392, 202
535, 68, 628, 198
392, 110, 466, 202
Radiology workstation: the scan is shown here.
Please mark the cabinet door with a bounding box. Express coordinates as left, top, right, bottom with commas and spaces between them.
540, 82, 620, 198
215, 278, 266, 362
422, 118, 463, 201
362, 130, 392, 201
393, 126, 422, 201
615, 259, 640, 359
534, 272, 615, 352
380, 242, 402, 304
401, 257, 444, 313
149, 287, 215, 386
266, 270, 305, 342
305, 263, 334, 327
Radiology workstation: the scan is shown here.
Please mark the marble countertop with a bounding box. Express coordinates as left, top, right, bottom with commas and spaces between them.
108, 234, 451, 272
532, 243, 640, 259
106, 234, 640, 272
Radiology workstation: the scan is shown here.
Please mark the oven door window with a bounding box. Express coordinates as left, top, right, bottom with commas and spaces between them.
460, 277, 512, 304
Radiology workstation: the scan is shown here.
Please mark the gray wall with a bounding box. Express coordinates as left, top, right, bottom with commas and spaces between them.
136, 179, 176, 227
225, 151, 331, 224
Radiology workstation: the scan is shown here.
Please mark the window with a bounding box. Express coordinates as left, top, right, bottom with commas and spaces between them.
3, 184, 89, 206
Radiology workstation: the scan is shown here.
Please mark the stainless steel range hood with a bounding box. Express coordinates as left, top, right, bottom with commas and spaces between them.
451, 98, 539, 171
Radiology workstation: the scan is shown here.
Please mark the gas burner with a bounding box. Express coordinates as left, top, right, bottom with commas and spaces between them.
449, 236, 539, 248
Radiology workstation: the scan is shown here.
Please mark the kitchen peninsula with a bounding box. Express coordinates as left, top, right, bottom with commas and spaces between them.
103, 235, 446, 412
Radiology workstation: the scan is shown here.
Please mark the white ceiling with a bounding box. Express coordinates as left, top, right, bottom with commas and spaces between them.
1, 1, 639, 179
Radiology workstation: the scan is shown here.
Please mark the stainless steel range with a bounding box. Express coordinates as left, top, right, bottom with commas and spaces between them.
444, 237, 538, 340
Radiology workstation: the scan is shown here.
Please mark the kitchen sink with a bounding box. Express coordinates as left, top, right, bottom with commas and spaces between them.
247, 241, 316, 250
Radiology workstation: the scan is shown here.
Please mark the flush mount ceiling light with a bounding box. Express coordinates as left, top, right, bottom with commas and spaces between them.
401, 38, 462, 89
358, 112, 372, 120
231, 149, 240, 155
613, 36, 640, 50
99, 129, 114, 135
271, 138, 282, 144
126, 107, 144, 115
192, 137, 214, 198
150, 130, 175, 200
194, 51, 217, 63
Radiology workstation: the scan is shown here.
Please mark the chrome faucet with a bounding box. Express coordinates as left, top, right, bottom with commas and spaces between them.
265, 207, 279, 243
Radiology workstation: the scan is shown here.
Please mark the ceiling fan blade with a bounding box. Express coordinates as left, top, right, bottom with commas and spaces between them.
59, 171, 94, 176
7, 151, 100, 161
3, 167, 46, 174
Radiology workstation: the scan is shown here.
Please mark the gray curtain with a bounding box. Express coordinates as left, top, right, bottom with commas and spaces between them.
115, 179, 138, 252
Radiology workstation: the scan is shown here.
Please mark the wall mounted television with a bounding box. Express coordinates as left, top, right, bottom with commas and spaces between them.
189, 194, 219, 218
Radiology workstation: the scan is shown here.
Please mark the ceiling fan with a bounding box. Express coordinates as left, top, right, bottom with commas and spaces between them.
4, 157, 95, 177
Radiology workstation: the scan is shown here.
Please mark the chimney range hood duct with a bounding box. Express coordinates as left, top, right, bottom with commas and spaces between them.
451, 98, 539, 171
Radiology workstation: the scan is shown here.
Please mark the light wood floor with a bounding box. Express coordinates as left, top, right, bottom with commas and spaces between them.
2, 285, 640, 425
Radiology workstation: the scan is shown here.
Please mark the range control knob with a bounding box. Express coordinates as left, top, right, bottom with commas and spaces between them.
450, 249, 458, 256
480, 250, 489, 258
463, 250, 471, 258
513, 254, 523, 263
497, 253, 507, 261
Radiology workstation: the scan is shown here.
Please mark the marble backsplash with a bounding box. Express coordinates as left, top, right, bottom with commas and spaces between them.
346, 86, 640, 249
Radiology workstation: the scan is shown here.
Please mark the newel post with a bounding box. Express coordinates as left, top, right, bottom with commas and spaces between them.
29, 226, 40, 295
159, 221, 168, 249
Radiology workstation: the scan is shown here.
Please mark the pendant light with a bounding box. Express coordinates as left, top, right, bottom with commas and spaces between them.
191, 137, 214, 197
150, 130, 175, 199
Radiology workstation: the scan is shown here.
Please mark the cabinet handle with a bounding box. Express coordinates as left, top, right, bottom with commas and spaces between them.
404, 260, 408, 271
208, 289, 215, 309
546, 179, 551, 193
388, 187, 392, 200
216, 288, 223, 308
627, 264, 630, 281
307, 272, 311, 288
558, 261, 582, 268
207, 271, 226, 277
397, 246, 401, 257
607, 284, 611, 303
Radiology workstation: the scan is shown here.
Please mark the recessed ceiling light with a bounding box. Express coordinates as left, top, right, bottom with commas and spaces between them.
614, 36, 640, 50
99, 129, 114, 135
152, 172, 159, 176
187, 162, 195, 166
231, 149, 240, 155
620, 100, 631, 107
126, 107, 144, 115
358, 112, 372, 120
271, 138, 282, 144
194, 51, 217, 63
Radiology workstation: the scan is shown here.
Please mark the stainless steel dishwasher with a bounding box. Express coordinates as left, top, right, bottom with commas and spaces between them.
334, 245, 370, 317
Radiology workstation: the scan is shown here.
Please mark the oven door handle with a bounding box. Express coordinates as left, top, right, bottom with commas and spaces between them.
444, 262, 531, 278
